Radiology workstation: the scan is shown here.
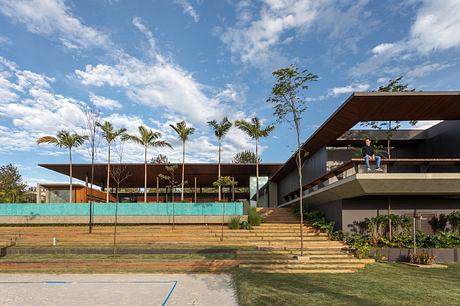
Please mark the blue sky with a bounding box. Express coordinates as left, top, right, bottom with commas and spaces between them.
0, 0, 459, 185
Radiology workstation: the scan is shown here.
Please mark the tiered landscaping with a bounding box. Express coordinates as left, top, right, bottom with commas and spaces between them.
0, 208, 373, 273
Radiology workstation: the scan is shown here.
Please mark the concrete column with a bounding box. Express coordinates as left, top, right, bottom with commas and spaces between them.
156, 176, 159, 203
194, 176, 197, 203
36, 184, 40, 203
231, 177, 235, 202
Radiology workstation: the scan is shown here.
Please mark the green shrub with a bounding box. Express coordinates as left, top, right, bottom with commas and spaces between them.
239, 220, 252, 230
248, 207, 262, 226
228, 217, 241, 229
447, 211, 460, 233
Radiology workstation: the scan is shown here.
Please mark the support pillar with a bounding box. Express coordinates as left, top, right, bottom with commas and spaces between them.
194, 176, 197, 203
232, 177, 235, 202
156, 176, 159, 203
36, 184, 40, 204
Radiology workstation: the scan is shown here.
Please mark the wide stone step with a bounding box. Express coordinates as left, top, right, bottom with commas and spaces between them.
249, 269, 357, 274
239, 263, 366, 269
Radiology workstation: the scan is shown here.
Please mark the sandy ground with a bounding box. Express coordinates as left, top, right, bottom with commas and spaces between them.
0, 273, 238, 306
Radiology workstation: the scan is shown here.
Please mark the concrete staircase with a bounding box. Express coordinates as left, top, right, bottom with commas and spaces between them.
234, 207, 374, 273
0, 208, 373, 273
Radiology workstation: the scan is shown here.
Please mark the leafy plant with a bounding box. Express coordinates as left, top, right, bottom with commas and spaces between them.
228, 217, 241, 229
409, 252, 436, 265
248, 207, 263, 226
447, 211, 460, 233
239, 220, 252, 230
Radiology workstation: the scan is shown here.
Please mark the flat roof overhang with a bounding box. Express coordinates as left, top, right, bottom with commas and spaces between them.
39, 163, 283, 188
271, 91, 460, 182
285, 173, 460, 206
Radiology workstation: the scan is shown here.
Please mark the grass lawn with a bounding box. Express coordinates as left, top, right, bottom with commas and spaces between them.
233, 262, 460, 306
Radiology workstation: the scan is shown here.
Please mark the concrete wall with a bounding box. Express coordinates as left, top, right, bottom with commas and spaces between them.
277, 148, 327, 205
310, 200, 343, 230
0, 215, 246, 224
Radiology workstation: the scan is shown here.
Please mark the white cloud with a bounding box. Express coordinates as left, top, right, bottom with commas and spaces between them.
174, 0, 199, 22
410, 0, 460, 53
329, 83, 370, 96
406, 62, 451, 79
0, 0, 112, 51
89, 93, 122, 110
75, 17, 244, 124
372, 43, 395, 55
218, 0, 372, 70
351, 0, 460, 78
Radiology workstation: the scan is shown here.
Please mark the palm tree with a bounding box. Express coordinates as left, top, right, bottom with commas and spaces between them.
169, 121, 195, 201
122, 126, 172, 203
96, 121, 127, 203
235, 117, 274, 206
37, 130, 88, 203
207, 117, 232, 201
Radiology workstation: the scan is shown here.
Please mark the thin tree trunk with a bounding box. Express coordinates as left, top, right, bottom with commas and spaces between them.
144, 145, 147, 203
181, 141, 185, 201
255, 139, 259, 207
218, 139, 221, 201
89, 149, 94, 233
106, 142, 111, 203
294, 114, 304, 257
69, 148, 73, 203
387, 121, 391, 158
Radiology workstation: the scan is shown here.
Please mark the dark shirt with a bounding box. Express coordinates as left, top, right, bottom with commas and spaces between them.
362, 145, 375, 157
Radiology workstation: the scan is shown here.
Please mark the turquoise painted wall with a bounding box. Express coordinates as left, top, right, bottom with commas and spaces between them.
0, 202, 244, 216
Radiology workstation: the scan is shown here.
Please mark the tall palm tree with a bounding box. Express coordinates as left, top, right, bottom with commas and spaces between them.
37, 130, 88, 203
169, 121, 195, 201
207, 117, 232, 201
123, 126, 172, 203
96, 121, 127, 203
235, 117, 274, 206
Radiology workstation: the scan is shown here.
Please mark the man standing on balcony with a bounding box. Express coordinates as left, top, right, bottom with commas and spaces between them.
362, 138, 382, 172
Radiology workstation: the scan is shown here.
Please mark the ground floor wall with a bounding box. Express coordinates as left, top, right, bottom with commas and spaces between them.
310, 195, 460, 234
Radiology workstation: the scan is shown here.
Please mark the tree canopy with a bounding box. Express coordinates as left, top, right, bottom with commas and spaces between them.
0, 164, 27, 203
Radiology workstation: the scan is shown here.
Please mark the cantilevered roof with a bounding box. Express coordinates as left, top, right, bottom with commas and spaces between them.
39, 163, 282, 188
271, 91, 460, 182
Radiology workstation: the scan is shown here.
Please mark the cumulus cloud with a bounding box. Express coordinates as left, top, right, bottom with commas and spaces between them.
75, 17, 244, 125
218, 0, 372, 70
328, 83, 370, 96
351, 0, 460, 78
89, 93, 122, 110
0, 0, 112, 51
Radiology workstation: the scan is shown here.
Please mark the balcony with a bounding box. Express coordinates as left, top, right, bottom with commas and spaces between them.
281, 158, 460, 206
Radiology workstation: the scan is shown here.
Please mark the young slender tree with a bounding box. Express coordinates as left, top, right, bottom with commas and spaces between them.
169, 121, 195, 201
37, 130, 88, 203
84, 103, 100, 233
213, 176, 238, 241
363, 76, 417, 158
123, 126, 172, 203
235, 117, 274, 207
267, 65, 318, 257
207, 117, 232, 201
96, 121, 127, 203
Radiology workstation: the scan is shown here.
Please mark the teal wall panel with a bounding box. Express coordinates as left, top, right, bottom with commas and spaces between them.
0, 202, 244, 216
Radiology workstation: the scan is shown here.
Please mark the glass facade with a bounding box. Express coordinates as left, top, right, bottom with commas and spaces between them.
249, 176, 268, 207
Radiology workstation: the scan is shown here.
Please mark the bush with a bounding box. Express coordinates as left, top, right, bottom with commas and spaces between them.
409, 252, 436, 265
248, 207, 262, 226
239, 220, 252, 230
228, 217, 241, 229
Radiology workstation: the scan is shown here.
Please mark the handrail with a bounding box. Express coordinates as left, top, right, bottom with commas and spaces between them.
283, 158, 460, 202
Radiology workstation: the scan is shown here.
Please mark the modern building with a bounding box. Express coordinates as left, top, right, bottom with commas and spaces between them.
39, 163, 282, 204
270, 91, 460, 233
39, 91, 460, 232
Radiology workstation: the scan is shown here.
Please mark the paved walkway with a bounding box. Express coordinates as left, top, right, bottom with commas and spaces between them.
0, 273, 238, 306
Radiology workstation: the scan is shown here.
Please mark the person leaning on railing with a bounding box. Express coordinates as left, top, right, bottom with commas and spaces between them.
362, 138, 383, 172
